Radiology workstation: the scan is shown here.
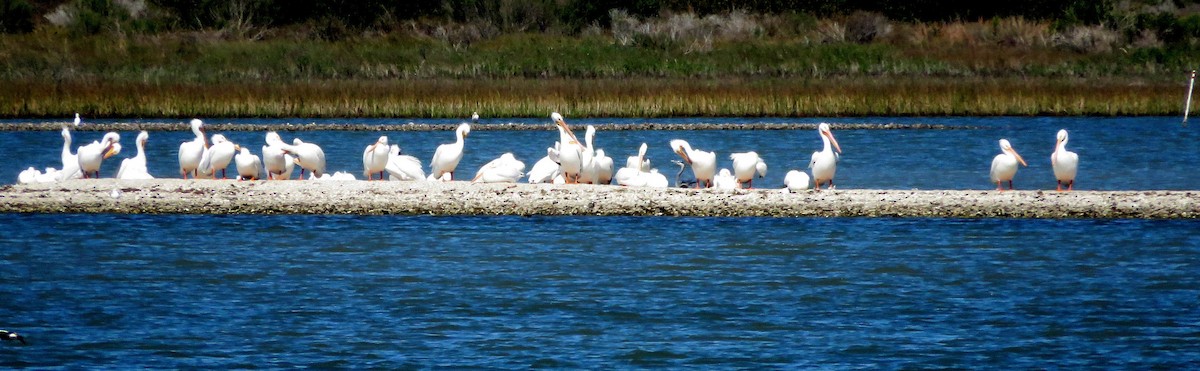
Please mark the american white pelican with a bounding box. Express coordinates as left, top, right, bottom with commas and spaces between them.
990, 138, 1028, 191
18, 167, 61, 184
429, 123, 470, 181
551, 112, 584, 184
809, 123, 842, 190
178, 119, 207, 179
261, 132, 294, 180
265, 135, 326, 179
385, 144, 426, 181
712, 168, 738, 190
316, 171, 357, 181
644, 169, 669, 188
730, 151, 767, 189
362, 135, 390, 180
57, 125, 82, 181
784, 170, 811, 192
473, 153, 526, 183
579, 125, 598, 184
77, 132, 121, 179
1051, 129, 1079, 192
527, 145, 561, 184
117, 131, 153, 180
234, 146, 262, 181
615, 143, 649, 186
594, 148, 614, 185
626, 143, 650, 171
198, 134, 237, 179
670, 139, 717, 188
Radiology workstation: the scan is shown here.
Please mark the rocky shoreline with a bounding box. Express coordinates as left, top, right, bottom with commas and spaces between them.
1, 180, 1196, 218
0, 122, 976, 132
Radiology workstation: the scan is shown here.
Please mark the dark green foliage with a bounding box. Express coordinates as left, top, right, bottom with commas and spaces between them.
0, 0, 35, 33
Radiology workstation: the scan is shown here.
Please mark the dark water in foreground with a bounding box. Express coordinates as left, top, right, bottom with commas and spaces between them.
1, 214, 1198, 368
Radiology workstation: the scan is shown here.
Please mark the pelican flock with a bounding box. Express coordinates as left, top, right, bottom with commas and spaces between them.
17, 114, 1089, 194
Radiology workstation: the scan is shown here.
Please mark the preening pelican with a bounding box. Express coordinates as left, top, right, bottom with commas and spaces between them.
809, 123, 842, 190
552, 112, 584, 184
614, 143, 668, 187
784, 170, 811, 192
262, 132, 294, 180
385, 144, 425, 181
527, 144, 561, 184
77, 132, 121, 179
473, 153, 526, 183
644, 169, 669, 188
198, 134, 237, 179
670, 139, 717, 188
235, 146, 262, 181
362, 135, 390, 180
730, 151, 767, 188
712, 168, 738, 190
429, 123, 470, 181
990, 138, 1028, 191
57, 125, 82, 181
117, 131, 153, 180
18, 167, 61, 184
178, 119, 207, 179
626, 143, 650, 172
1051, 129, 1079, 192
265, 135, 326, 179
579, 125, 599, 184
594, 148, 614, 185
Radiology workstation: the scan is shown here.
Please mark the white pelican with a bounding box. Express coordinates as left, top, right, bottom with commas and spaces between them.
198, 134, 237, 179
77, 132, 121, 179
385, 144, 425, 181
990, 138, 1028, 191
234, 146, 262, 181
18, 167, 61, 184
178, 119, 207, 179
261, 132, 294, 180
594, 148, 614, 185
265, 135, 326, 179
552, 112, 583, 184
117, 131, 153, 180
670, 139, 717, 188
579, 125, 598, 184
644, 169, 669, 188
626, 143, 650, 171
57, 125, 82, 181
316, 171, 357, 181
429, 123, 470, 181
712, 168, 738, 190
1051, 129, 1079, 192
809, 123, 842, 190
527, 144, 561, 184
784, 170, 811, 192
730, 151, 767, 189
362, 135, 390, 180
473, 153, 526, 183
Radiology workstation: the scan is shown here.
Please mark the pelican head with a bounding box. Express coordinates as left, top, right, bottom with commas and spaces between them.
136, 130, 149, 146
999, 139, 1027, 166
1056, 129, 1069, 146
101, 132, 122, 159
265, 131, 283, 146
819, 123, 842, 153
670, 139, 692, 164
457, 123, 471, 138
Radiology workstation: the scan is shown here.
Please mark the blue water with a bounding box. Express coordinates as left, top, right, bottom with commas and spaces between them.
1, 214, 1197, 367
5, 116, 1199, 190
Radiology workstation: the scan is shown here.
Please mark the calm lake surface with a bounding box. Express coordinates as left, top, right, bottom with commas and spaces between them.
2, 117, 1198, 367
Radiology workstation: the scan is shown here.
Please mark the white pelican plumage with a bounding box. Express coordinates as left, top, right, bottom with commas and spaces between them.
809, 123, 842, 190
594, 148, 614, 185
429, 123, 470, 181
73, 112, 81, 127
1051, 129, 1079, 192
265, 135, 326, 179
551, 112, 584, 184
178, 119, 207, 179
712, 168, 738, 190
626, 142, 650, 172
385, 144, 425, 181
784, 170, 811, 192
644, 169, 669, 188
990, 138, 1028, 191
198, 134, 237, 179
527, 144, 561, 184
18, 167, 61, 184
57, 125, 82, 181
670, 139, 717, 188
362, 135, 390, 180
77, 132, 121, 179
614, 143, 647, 186
730, 151, 767, 188
261, 132, 294, 180
473, 153, 526, 183
117, 131, 154, 180
234, 146, 262, 181
579, 125, 598, 184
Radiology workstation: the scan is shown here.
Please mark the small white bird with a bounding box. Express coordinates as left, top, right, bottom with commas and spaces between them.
261, 132, 294, 180
117, 131, 154, 180
990, 138, 1028, 191
730, 151, 768, 189
178, 119, 207, 179
784, 170, 811, 192
198, 134, 237, 179
362, 135, 390, 181
471, 111, 480, 121
77, 132, 121, 179
810, 123, 842, 190
429, 123, 470, 181
234, 146, 262, 181
73, 113, 81, 127
385, 145, 425, 181
670, 139, 717, 188
1051, 129, 1079, 192
473, 153, 526, 183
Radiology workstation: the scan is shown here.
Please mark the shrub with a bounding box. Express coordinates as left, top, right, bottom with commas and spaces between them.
0, 0, 34, 33
844, 11, 891, 43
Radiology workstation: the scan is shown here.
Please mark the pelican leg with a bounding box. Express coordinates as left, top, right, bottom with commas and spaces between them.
1057, 180, 1063, 192
1067, 181, 1074, 191
1008, 180, 1015, 190
995, 181, 1003, 191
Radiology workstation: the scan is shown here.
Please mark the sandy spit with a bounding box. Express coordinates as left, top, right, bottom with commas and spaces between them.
1, 180, 1196, 219
0, 122, 974, 132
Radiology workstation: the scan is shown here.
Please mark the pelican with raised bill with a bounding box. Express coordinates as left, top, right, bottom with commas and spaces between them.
178, 119, 207, 179
117, 131, 154, 180
429, 123, 470, 181
730, 151, 767, 189
809, 123, 841, 190
77, 132, 121, 179
1051, 129, 1079, 192
990, 138, 1027, 191
362, 135, 390, 181
552, 112, 584, 184
670, 139, 717, 188
57, 121, 82, 181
